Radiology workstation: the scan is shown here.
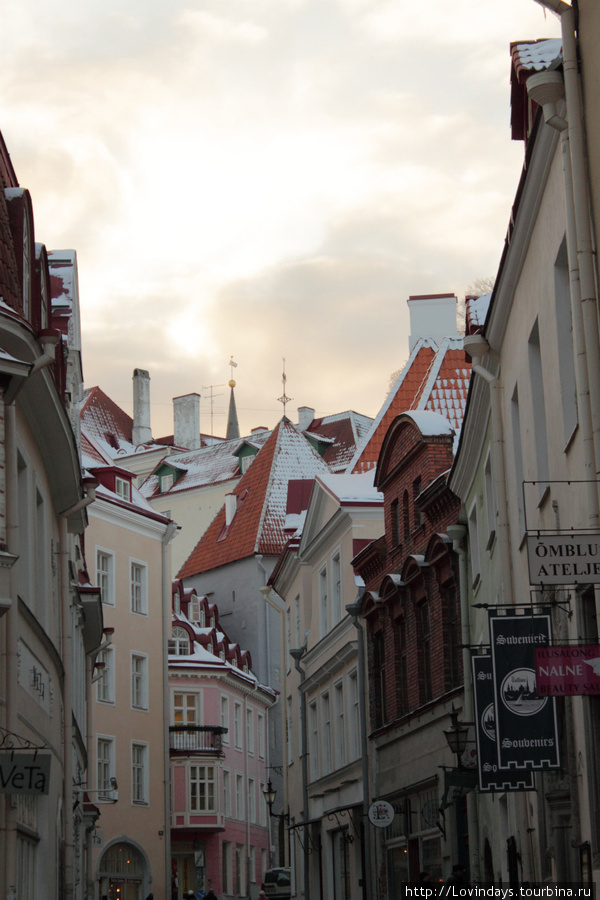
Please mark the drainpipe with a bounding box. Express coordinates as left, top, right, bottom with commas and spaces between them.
346, 590, 373, 900
290, 646, 309, 900
162, 522, 178, 900
4, 404, 19, 900
60, 483, 97, 900
463, 336, 514, 606
446, 524, 480, 885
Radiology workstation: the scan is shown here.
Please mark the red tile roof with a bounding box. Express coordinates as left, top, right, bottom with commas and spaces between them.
350, 338, 471, 473
178, 417, 330, 578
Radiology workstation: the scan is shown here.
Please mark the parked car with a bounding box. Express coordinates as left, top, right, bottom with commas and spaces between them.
262, 867, 291, 899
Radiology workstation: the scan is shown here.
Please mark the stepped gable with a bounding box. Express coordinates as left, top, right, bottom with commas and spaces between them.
305, 411, 373, 472
350, 336, 471, 474
178, 417, 330, 578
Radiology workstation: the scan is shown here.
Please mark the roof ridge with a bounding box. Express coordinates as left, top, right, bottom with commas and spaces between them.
414, 338, 452, 410
252, 420, 285, 554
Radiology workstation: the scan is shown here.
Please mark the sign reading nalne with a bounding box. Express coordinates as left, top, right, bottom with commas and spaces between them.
527, 534, 600, 585
535, 645, 600, 695
0, 752, 51, 794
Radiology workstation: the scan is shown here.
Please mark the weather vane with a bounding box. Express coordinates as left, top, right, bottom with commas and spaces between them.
229, 355, 237, 387
277, 357, 293, 416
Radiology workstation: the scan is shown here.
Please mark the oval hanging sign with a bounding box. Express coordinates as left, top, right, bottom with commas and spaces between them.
368, 799, 395, 828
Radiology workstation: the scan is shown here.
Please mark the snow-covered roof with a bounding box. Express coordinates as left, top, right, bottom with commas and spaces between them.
316, 470, 383, 504
513, 38, 562, 73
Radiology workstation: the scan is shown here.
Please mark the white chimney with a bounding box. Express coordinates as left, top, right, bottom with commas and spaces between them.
297, 406, 315, 432
132, 369, 152, 446
225, 492, 238, 526
173, 393, 201, 450
407, 293, 459, 353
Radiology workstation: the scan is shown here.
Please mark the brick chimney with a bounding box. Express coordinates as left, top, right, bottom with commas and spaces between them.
173, 393, 201, 450
132, 369, 152, 446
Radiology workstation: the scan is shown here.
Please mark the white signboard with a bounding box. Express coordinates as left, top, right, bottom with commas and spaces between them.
368, 800, 395, 828
0, 753, 51, 794
527, 534, 600, 585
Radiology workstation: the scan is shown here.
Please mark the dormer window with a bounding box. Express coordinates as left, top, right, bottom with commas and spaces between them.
168, 626, 190, 656
115, 477, 130, 502
240, 455, 253, 474
160, 473, 174, 493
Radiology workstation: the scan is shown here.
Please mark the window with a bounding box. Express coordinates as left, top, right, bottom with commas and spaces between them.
235, 844, 245, 896
246, 708, 254, 754
511, 385, 526, 536
96, 646, 115, 704
444, 585, 461, 691
332, 552, 342, 625
249, 845, 256, 883
97, 550, 115, 606
168, 626, 190, 656
468, 500, 481, 587
173, 692, 198, 725
131, 654, 148, 710
528, 320, 550, 486
234, 702, 242, 749
308, 700, 319, 781
248, 777, 256, 823
130, 561, 147, 614
286, 696, 293, 765
160, 473, 174, 492
190, 765, 215, 811
257, 712, 265, 759
419, 602, 432, 704
294, 595, 301, 647
131, 743, 148, 804
259, 782, 267, 825
235, 773, 244, 818
222, 842, 232, 895
17, 834, 36, 900
115, 477, 130, 502
390, 498, 401, 547
373, 632, 387, 728
403, 490, 410, 542
554, 239, 578, 444
321, 692, 332, 775
348, 671, 360, 760
319, 566, 328, 637
221, 696, 230, 744
97, 737, 115, 798
334, 681, 346, 769
484, 452, 496, 546
413, 476, 424, 529
397, 617, 408, 717
223, 769, 232, 817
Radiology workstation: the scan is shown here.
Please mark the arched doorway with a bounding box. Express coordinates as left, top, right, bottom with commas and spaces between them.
98, 841, 146, 900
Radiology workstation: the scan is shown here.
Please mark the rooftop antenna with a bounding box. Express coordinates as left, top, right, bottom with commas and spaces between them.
277, 357, 293, 417
201, 383, 225, 437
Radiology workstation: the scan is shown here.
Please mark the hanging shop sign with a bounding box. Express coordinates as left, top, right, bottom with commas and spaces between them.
527, 534, 600, 585
0, 752, 51, 794
535, 644, 600, 695
489, 612, 560, 770
471, 654, 534, 792
368, 800, 395, 828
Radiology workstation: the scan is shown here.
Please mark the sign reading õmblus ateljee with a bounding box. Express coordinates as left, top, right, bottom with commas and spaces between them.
489, 613, 560, 770
527, 534, 600, 585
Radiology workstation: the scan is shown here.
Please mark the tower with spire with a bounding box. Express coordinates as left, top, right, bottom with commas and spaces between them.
226, 356, 240, 440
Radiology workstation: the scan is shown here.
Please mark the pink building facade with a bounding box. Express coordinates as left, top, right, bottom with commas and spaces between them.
169, 581, 277, 900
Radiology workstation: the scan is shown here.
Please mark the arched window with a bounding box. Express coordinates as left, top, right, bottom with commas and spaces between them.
403, 491, 410, 541
189, 594, 200, 622
168, 626, 190, 656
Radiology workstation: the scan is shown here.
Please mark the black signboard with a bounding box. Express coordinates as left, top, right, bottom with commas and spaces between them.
489, 612, 560, 770
472, 653, 535, 791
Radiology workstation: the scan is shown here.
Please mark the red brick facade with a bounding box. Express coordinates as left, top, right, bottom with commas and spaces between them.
353, 412, 463, 731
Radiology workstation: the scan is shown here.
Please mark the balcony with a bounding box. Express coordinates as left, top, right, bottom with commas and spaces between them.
169, 725, 228, 755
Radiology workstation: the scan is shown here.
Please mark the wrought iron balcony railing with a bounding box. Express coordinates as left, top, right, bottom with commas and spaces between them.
169, 725, 228, 755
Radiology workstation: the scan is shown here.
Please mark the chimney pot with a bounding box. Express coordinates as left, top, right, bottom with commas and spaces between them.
132, 369, 152, 445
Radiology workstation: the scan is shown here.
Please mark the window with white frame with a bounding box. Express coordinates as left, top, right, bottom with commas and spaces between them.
235, 773, 244, 818
248, 777, 256, 823
131, 743, 148, 804
259, 781, 267, 825
468, 500, 481, 588
246, 708, 254, 755
97, 550, 115, 606
115, 477, 130, 502
308, 700, 319, 781
96, 646, 115, 704
168, 626, 190, 656
160, 472, 174, 493
321, 692, 332, 775
234, 702, 242, 749
173, 692, 199, 725
257, 712, 265, 759
131, 654, 148, 710
221, 696, 230, 744
222, 842, 232, 895
235, 845, 245, 896
332, 552, 342, 624
319, 566, 328, 637
17, 834, 36, 900
348, 670, 360, 761
223, 769, 232, 817
97, 737, 115, 798
334, 681, 346, 769
130, 561, 148, 614
190, 765, 215, 811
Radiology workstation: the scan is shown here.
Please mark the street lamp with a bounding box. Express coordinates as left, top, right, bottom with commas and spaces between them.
443, 706, 469, 768
262, 779, 290, 822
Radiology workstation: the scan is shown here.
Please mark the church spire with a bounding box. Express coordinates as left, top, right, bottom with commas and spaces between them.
226, 356, 240, 440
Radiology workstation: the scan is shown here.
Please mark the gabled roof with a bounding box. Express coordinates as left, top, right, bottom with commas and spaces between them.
303, 410, 373, 472
349, 336, 471, 473
178, 417, 330, 578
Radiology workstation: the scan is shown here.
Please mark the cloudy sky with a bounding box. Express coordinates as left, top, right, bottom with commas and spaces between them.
2, 0, 560, 438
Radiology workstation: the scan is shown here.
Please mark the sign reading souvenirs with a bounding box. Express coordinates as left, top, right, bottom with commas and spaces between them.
527, 534, 600, 585
535, 644, 600, 695
471, 653, 534, 792
0, 752, 51, 794
489, 612, 560, 770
